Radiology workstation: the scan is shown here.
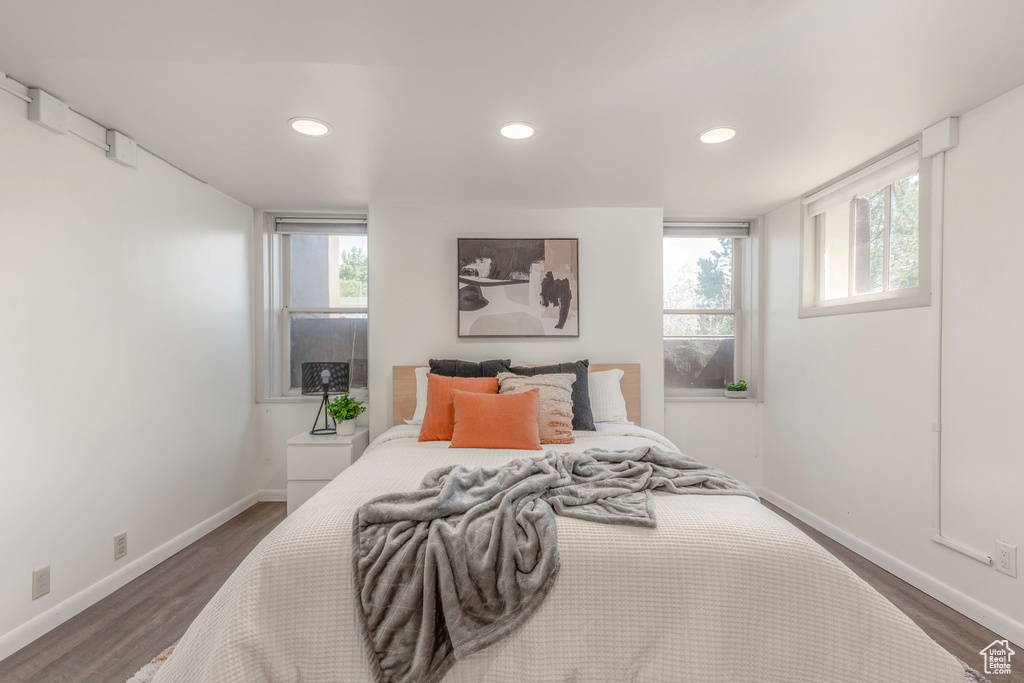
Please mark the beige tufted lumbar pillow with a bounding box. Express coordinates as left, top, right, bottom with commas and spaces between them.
496, 372, 576, 444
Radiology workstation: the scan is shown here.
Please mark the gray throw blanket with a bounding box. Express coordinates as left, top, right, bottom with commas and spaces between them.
352, 446, 758, 683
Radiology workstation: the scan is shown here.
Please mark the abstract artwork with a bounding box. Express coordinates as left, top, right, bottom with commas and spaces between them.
458, 238, 579, 337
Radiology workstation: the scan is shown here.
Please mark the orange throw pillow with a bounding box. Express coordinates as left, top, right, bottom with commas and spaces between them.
450, 389, 542, 450
418, 374, 499, 442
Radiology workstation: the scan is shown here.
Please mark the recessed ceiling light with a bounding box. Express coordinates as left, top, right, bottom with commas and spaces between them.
698, 127, 737, 144
499, 122, 535, 140
289, 117, 332, 137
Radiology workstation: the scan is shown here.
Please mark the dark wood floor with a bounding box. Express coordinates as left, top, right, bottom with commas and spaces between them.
1, 500, 1018, 682
764, 501, 1022, 682
0, 502, 287, 683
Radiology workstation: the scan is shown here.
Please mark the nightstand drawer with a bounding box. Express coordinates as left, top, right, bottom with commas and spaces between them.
287, 445, 353, 480
285, 428, 369, 516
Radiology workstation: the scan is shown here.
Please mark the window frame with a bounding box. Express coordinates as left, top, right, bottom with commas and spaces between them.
663, 222, 757, 399
800, 141, 933, 318
279, 233, 368, 397
255, 212, 369, 402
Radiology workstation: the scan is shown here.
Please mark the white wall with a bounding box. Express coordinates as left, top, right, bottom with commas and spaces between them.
665, 402, 762, 486
0, 94, 256, 648
761, 82, 1024, 642
366, 206, 665, 440
940, 83, 1024, 627
256, 403, 310, 495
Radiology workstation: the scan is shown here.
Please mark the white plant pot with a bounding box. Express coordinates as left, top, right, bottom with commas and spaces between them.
724, 390, 748, 399
335, 419, 356, 436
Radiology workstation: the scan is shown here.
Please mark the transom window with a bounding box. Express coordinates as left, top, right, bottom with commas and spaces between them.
801, 143, 930, 316
818, 172, 919, 301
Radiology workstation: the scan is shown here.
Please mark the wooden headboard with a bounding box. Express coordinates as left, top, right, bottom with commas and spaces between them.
393, 364, 641, 427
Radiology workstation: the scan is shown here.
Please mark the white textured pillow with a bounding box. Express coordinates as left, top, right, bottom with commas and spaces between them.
588, 368, 628, 423
497, 372, 575, 444
403, 367, 430, 425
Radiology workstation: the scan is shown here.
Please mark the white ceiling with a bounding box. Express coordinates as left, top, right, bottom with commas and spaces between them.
2, 0, 1024, 216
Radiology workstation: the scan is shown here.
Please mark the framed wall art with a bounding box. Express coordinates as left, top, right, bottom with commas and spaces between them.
457, 238, 579, 337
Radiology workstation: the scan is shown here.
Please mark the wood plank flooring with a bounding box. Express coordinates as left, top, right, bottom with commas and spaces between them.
0, 502, 286, 683
0, 499, 1018, 682
763, 501, 1022, 682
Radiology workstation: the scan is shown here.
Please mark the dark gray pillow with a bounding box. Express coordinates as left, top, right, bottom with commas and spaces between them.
429, 359, 511, 378
510, 360, 595, 431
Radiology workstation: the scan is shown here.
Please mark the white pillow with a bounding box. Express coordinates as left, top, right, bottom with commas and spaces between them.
403, 367, 430, 425
588, 368, 628, 423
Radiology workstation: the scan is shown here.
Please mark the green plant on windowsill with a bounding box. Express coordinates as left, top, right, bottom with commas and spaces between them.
724, 379, 748, 399
326, 393, 367, 434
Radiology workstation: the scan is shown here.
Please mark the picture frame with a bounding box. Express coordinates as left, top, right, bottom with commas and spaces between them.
457, 238, 579, 338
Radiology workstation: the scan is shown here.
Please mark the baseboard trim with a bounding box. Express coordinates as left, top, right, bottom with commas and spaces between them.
0, 491, 260, 663
760, 488, 1024, 648
258, 489, 286, 502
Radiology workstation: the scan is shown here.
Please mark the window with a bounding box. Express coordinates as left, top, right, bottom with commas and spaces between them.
261, 216, 369, 399
663, 222, 754, 397
801, 143, 930, 316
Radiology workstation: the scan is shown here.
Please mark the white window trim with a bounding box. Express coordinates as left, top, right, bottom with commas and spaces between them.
799, 140, 934, 318
663, 220, 760, 399
254, 210, 369, 403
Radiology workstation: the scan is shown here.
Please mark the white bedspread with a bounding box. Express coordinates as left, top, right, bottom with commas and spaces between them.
153, 425, 968, 682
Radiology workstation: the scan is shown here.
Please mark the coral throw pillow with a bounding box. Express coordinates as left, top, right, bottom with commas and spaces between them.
497, 372, 575, 444
449, 389, 542, 450
419, 374, 499, 442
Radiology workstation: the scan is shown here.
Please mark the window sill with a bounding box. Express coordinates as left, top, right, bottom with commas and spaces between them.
256, 395, 323, 405
799, 292, 930, 318
665, 396, 761, 404
257, 389, 370, 405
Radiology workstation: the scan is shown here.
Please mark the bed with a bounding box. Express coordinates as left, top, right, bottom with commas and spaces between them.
152, 365, 977, 683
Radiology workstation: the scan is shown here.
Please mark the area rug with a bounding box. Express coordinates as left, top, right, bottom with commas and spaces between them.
125, 645, 174, 683
126, 647, 991, 682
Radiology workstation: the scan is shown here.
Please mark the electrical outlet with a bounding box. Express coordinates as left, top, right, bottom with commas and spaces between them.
995, 540, 1017, 578
114, 531, 128, 561
32, 565, 50, 600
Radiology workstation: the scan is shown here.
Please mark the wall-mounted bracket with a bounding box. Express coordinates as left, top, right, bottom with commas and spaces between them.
106, 130, 138, 168
28, 88, 68, 134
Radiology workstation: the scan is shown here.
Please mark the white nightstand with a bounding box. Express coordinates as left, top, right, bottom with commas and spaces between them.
286, 427, 370, 515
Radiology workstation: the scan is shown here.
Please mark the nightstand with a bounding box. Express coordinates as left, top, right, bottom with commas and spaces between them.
286, 427, 370, 515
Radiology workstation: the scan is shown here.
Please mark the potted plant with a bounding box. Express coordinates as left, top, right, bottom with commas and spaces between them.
326, 393, 367, 435
724, 379, 748, 399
